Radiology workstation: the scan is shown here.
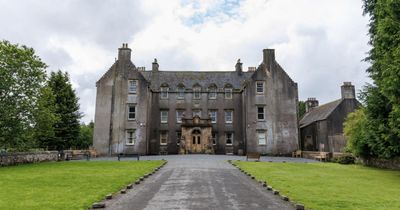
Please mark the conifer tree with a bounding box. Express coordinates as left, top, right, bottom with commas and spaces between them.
48, 70, 81, 150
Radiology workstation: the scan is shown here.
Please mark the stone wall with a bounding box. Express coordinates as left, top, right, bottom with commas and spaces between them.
359, 157, 400, 170
0, 151, 59, 166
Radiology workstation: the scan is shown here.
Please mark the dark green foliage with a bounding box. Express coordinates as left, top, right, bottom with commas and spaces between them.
77, 121, 94, 149
298, 101, 306, 119
345, 1, 400, 159
47, 70, 82, 150
333, 154, 356, 165
33, 86, 59, 149
0, 40, 47, 150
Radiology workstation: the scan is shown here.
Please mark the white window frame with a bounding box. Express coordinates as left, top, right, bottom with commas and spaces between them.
226, 132, 233, 146
128, 104, 136, 120
225, 110, 233, 124
208, 87, 217, 99
160, 131, 168, 145
209, 110, 217, 123
176, 110, 184, 123
126, 130, 136, 145
160, 87, 169, 99
257, 106, 265, 121
257, 130, 266, 145
193, 87, 201, 99
128, 80, 137, 94
256, 81, 264, 94
177, 86, 185, 99
225, 88, 232, 99
193, 109, 202, 118
160, 110, 168, 123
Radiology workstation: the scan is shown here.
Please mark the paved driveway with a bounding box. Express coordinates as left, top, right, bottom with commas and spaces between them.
104, 155, 297, 210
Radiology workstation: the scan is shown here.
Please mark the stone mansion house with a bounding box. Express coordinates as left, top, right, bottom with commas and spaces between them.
93, 44, 299, 156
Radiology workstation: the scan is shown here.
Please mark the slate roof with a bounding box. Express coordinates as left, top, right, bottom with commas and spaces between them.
299, 99, 343, 128
140, 71, 254, 90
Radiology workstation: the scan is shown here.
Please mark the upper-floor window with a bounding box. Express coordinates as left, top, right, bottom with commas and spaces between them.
126, 130, 136, 145
209, 110, 217, 123
226, 132, 233, 145
160, 131, 168, 145
160, 87, 169, 99
257, 106, 265, 120
128, 80, 137, 94
193, 85, 201, 99
176, 110, 184, 123
256, 81, 264, 94
128, 104, 136, 120
193, 109, 202, 117
177, 84, 185, 99
257, 130, 266, 145
225, 110, 233, 123
176, 131, 182, 145
160, 110, 168, 123
208, 84, 217, 99
225, 84, 233, 99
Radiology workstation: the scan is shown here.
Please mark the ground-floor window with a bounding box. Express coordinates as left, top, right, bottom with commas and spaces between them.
160, 131, 168, 145
212, 132, 217, 145
176, 131, 181, 145
226, 132, 233, 145
126, 130, 136, 145
257, 130, 266, 145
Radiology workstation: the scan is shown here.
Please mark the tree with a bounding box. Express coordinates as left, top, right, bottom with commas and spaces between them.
345, 1, 400, 159
298, 101, 306, 119
0, 40, 47, 150
32, 86, 59, 149
77, 121, 94, 149
47, 70, 81, 150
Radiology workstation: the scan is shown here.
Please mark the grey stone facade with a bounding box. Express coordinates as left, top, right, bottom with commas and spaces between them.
299, 82, 361, 152
93, 44, 299, 156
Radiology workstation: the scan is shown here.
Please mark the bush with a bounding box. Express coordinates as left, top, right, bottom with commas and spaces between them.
334, 154, 355, 164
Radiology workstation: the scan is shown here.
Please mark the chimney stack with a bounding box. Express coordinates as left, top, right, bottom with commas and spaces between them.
235, 59, 243, 75
263, 49, 275, 71
152, 58, 159, 71
305, 97, 319, 112
118, 43, 131, 61
341, 82, 355, 99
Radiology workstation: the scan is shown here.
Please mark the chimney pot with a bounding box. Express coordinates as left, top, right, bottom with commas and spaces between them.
118, 43, 131, 61
305, 98, 319, 112
235, 59, 243, 75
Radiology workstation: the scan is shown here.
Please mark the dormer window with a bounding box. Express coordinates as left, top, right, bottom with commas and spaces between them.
224, 84, 233, 99
160, 84, 169, 99
177, 84, 185, 99
193, 85, 201, 99
128, 80, 137, 94
256, 81, 264, 94
208, 84, 217, 99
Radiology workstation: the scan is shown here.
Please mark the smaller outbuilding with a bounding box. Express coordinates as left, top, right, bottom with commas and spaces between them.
299, 82, 361, 152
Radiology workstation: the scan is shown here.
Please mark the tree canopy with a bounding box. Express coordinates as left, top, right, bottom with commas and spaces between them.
345, 0, 400, 159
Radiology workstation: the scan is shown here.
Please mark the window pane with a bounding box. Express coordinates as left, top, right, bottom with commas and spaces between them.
161, 111, 168, 123
178, 87, 185, 99
225, 88, 232, 99
258, 131, 266, 145
225, 110, 233, 123
256, 82, 264, 93
128, 80, 137, 93
160, 132, 168, 145
209, 110, 217, 123
126, 130, 135, 145
257, 107, 264, 120
226, 133, 233, 145
176, 110, 183, 123
161, 87, 168, 99
128, 105, 136, 120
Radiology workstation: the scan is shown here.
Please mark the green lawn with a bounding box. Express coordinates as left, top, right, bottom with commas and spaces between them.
0, 160, 164, 210
234, 161, 400, 210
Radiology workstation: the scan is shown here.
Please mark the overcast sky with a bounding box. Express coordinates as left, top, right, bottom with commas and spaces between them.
0, 0, 371, 123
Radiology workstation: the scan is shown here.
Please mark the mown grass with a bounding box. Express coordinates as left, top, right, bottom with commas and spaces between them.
234, 161, 400, 210
0, 160, 164, 210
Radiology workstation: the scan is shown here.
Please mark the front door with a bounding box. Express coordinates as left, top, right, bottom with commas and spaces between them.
192, 134, 202, 153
